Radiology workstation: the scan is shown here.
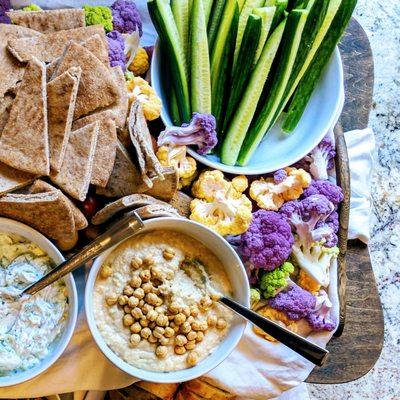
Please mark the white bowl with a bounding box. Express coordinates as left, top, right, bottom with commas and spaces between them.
85, 218, 249, 383
0, 218, 78, 387
151, 42, 344, 175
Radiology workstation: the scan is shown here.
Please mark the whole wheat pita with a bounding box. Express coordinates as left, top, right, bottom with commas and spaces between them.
50, 122, 99, 201
47, 67, 81, 172
0, 24, 41, 98
142, 167, 178, 201
0, 162, 36, 196
134, 204, 181, 219
52, 41, 119, 119
29, 179, 88, 231
73, 111, 117, 188
7, 25, 107, 63
0, 94, 14, 133
168, 191, 192, 218
6, 9, 85, 33
0, 57, 49, 176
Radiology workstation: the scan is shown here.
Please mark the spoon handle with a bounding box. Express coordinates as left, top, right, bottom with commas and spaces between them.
22, 212, 144, 296
219, 297, 329, 366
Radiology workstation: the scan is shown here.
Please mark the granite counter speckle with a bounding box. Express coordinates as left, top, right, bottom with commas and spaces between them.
308, 1, 400, 399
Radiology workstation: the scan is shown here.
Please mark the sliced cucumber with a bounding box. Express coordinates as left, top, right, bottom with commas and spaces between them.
171, 0, 190, 72
207, 0, 225, 50
148, 0, 191, 122
252, 6, 276, 65
237, 9, 309, 166
283, 0, 357, 132
223, 14, 262, 132
220, 20, 286, 165
191, 0, 212, 114
203, 0, 214, 24
270, 0, 288, 31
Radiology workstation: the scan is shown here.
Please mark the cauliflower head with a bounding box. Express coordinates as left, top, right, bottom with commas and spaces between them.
128, 46, 149, 76
23, 4, 41, 11
107, 30, 125, 70
111, 0, 142, 35
260, 262, 294, 298
126, 76, 161, 121
83, 5, 113, 32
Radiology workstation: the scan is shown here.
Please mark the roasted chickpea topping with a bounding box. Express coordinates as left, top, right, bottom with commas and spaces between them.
175, 334, 188, 347
162, 248, 175, 260
153, 326, 165, 339
118, 295, 128, 306
100, 265, 113, 279
140, 318, 149, 327
180, 321, 191, 334
195, 331, 204, 342
155, 297, 164, 306
131, 307, 143, 319
133, 288, 145, 299
182, 306, 191, 317
168, 314, 175, 321
174, 345, 186, 355
210, 293, 220, 302
130, 322, 141, 333
185, 340, 196, 350
164, 327, 175, 338
127, 296, 139, 308
155, 345, 168, 359
130, 257, 143, 270
142, 303, 153, 314
199, 296, 213, 311
140, 327, 151, 339
139, 269, 151, 282
123, 305, 131, 314
168, 302, 181, 314
130, 334, 141, 346
143, 255, 154, 266
139, 299, 145, 307
207, 315, 217, 328
187, 351, 199, 366
187, 316, 195, 324
159, 336, 170, 346
123, 314, 134, 327
142, 282, 153, 294
216, 318, 227, 330
105, 294, 118, 306
174, 313, 186, 326
149, 321, 156, 330
190, 306, 199, 317
129, 276, 142, 288
148, 334, 158, 343
156, 314, 169, 327
145, 292, 159, 306
151, 286, 160, 295
147, 310, 158, 322
151, 266, 163, 280
123, 286, 134, 296
186, 331, 197, 341
155, 306, 165, 314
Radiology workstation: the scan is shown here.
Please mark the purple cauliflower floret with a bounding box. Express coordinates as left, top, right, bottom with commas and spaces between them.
305, 291, 336, 331
0, 0, 10, 23
111, 0, 142, 35
239, 210, 294, 272
273, 169, 287, 184
315, 211, 339, 248
269, 283, 316, 320
106, 30, 126, 70
306, 137, 335, 181
157, 113, 218, 155
303, 180, 344, 207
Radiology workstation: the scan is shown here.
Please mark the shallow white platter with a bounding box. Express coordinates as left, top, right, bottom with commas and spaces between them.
151, 43, 344, 175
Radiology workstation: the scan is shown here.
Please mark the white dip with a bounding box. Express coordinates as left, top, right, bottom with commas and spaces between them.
0, 233, 69, 375
93, 230, 234, 372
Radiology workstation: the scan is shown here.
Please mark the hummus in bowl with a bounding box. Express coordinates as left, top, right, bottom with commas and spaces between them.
86, 218, 249, 383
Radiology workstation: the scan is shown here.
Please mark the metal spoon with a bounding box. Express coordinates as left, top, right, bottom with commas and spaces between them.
181, 259, 329, 366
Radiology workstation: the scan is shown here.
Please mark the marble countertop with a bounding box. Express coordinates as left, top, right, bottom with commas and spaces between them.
308, 1, 400, 399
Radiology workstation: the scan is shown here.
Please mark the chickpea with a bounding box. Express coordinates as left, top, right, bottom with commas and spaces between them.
187, 351, 199, 366
139, 300, 145, 307
216, 318, 227, 330
145, 292, 159, 306
155, 297, 164, 307
185, 340, 196, 350
143, 255, 154, 266
100, 264, 112, 279
140, 270, 151, 282
174, 345, 186, 355
153, 326, 165, 339
207, 315, 217, 328
192, 321, 208, 331
149, 321, 156, 330
131, 307, 143, 319
105, 294, 118, 306
148, 334, 158, 343
182, 306, 191, 318
180, 321, 191, 334
190, 305, 199, 317
130, 257, 143, 270
164, 327, 175, 338
147, 310, 158, 322
159, 336, 170, 346
168, 314, 175, 321
195, 331, 204, 343
133, 288, 145, 299
210, 293, 220, 302
130, 322, 141, 333
118, 295, 128, 306
155, 306, 165, 314
166, 270, 174, 280
151, 286, 160, 295
156, 314, 169, 327
123, 286, 134, 296
174, 313, 186, 326
186, 331, 197, 341
199, 296, 213, 311
139, 318, 149, 327
187, 316, 195, 324
142, 303, 154, 315
127, 296, 139, 308
162, 248, 175, 260
123, 305, 132, 314
130, 334, 141, 346
129, 276, 142, 288
140, 327, 151, 339
123, 314, 134, 327
155, 345, 168, 359
142, 282, 153, 294
175, 334, 188, 347
150, 266, 163, 280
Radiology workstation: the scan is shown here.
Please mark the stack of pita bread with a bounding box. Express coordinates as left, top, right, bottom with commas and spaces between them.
0, 9, 176, 250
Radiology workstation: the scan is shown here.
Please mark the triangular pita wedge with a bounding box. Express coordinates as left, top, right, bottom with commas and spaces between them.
29, 179, 88, 230
47, 67, 81, 172
168, 191, 192, 218
128, 101, 164, 187
50, 122, 99, 201
73, 111, 117, 188
92, 194, 170, 225
52, 41, 119, 119
7, 25, 107, 63
0, 94, 14, 133
0, 162, 36, 195
0, 191, 75, 242
6, 9, 85, 33
0, 24, 41, 98
134, 204, 181, 220
142, 167, 179, 201
96, 140, 143, 198
46, 34, 109, 80
0, 57, 49, 176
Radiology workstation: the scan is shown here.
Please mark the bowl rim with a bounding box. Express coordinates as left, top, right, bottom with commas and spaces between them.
85, 217, 249, 383
0, 217, 78, 387
151, 41, 344, 175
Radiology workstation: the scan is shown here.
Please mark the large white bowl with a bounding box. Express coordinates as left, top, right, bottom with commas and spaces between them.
151, 42, 344, 175
85, 218, 249, 383
0, 218, 78, 387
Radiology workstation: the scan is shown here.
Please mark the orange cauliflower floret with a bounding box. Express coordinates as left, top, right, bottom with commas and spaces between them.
253, 305, 298, 342
297, 269, 322, 295
128, 47, 149, 76
249, 167, 311, 210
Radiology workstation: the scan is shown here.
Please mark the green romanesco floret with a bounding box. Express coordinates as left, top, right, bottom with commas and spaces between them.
83, 5, 113, 32
250, 288, 261, 309
23, 4, 42, 11
260, 262, 295, 299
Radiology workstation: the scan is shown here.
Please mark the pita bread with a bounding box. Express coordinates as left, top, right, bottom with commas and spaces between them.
0, 57, 49, 176
169, 191, 192, 218
92, 194, 170, 225
7, 25, 107, 63
29, 179, 88, 230
0, 191, 75, 242
0, 162, 36, 195
50, 122, 99, 201
135, 382, 179, 400
0, 24, 41, 98
96, 140, 143, 198
142, 167, 178, 201
6, 9, 85, 33
46, 34, 109, 80
52, 41, 119, 119
47, 67, 81, 172
73, 111, 117, 187
0, 94, 14, 133
134, 204, 181, 220
128, 101, 164, 187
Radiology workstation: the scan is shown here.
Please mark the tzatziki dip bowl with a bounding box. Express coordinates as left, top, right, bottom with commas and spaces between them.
0, 218, 78, 387
86, 218, 249, 383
